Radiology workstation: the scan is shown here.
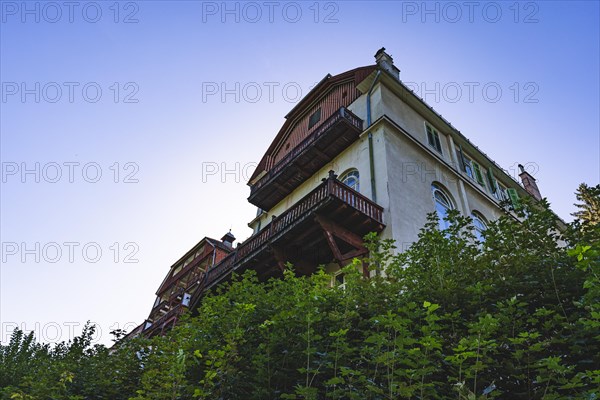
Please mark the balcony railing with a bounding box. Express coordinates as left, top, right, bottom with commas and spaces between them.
143, 303, 184, 335
156, 251, 212, 296
248, 107, 364, 210
203, 173, 384, 291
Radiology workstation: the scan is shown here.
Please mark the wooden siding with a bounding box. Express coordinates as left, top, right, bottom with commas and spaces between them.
271, 81, 360, 167
249, 65, 376, 184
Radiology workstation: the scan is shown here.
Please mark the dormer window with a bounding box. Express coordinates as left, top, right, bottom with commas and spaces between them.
308, 107, 322, 129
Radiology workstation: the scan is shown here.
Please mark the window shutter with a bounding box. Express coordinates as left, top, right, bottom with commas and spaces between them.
473, 163, 485, 185
507, 188, 521, 209
487, 167, 498, 193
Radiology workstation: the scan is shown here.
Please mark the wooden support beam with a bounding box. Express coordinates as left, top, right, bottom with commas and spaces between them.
341, 248, 368, 261
322, 228, 344, 265
315, 214, 367, 250
270, 245, 287, 273
362, 259, 370, 278
315, 214, 368, 263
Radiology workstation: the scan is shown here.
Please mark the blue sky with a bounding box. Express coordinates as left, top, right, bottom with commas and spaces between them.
1, 1, 598, 345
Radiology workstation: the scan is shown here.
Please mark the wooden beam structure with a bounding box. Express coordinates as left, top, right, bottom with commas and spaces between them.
315, 214, 368, 263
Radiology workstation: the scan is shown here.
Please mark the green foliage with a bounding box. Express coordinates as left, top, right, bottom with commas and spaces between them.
572, 183, 600, 230
0, 323, 142, 399
1, 186, 598, 399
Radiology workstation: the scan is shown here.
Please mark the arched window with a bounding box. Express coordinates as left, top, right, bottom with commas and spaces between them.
471, 211, 488, 243
431, 184, 454, 231
340, 169, 359, 192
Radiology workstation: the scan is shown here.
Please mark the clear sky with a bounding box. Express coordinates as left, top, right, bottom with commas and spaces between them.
1, 1, 599, 346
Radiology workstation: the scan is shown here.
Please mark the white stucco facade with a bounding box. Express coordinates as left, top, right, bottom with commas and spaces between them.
248, 57, 532, 267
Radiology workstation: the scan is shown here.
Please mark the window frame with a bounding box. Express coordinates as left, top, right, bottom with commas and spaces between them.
462, 153, 475, 180
461, 152, 487, 189
425, 123, 443, 154
332, 271, 346, 290
308, 107, 322, 130
339, 169, 360, 192
471, 211, 488, 243
494, 181, 509, 202
431, 184, 454, 231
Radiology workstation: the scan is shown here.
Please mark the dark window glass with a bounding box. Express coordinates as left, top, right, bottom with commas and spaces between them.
308, 108, 322, 129
426, 124, 442, 153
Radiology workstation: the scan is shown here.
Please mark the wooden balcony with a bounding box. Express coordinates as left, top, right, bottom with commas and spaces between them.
191, 172, 385, 308
248, 107, 364, 211
143, 303, 185, 337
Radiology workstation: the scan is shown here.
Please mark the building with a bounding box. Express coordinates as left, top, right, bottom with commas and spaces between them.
128, 234, 234, 338
129, 48, 542, 338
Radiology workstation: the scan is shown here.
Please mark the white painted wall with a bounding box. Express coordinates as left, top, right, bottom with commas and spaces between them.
248, 74, 522, 264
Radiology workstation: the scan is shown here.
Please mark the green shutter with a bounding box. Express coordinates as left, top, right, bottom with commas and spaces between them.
473, 163, 485, 185
487, 167, 498, 193
507, 188, 521, 209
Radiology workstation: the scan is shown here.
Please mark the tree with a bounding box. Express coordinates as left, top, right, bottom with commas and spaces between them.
2, 185, 598, 399
0, 323, 142, 399
126, 191, 597, 399
572, 183, 600, 228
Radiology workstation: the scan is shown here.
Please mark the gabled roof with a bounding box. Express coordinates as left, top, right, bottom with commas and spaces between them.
154, 236, 232, 296
248, 65, 376, 184
205, 237, 234, 253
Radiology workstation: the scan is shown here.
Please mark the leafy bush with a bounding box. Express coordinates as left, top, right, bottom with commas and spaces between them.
2, 190, 598, 399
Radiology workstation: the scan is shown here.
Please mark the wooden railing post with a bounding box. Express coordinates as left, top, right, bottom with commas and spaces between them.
327, 170, 337, 194
269, 215, 275, 236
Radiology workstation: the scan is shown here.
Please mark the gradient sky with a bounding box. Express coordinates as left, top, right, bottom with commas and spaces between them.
1, 0, 599, 346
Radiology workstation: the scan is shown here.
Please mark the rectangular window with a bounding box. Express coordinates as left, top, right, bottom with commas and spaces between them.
495, 182, 509, 202
255, 220, 262, 234
308, 108, 322, 129
457, 146, 467, 173
172, 264, 183, 276
153, 296, 161, 309
462, 154, 475, 180
194, 245, 205, 259
333, 272, 346, 290
426, 123, 442, 154
461, 153, 485, 189
183, 255, 194, 267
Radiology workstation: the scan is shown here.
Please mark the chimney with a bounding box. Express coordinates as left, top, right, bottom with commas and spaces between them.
221, 231, 236, 249
375, 47, 400, 80
518, 164, 542, 201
